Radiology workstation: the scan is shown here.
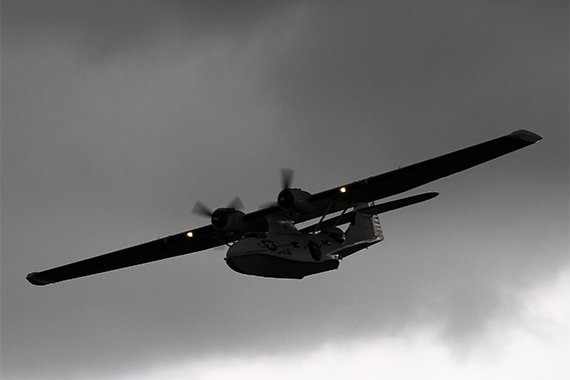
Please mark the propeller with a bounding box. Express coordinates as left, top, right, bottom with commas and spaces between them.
281, 168, 294, 189
192, 197, 244, 217
257, 168, 295, 209
192, 201, 213, 217
227, 196, 244, 210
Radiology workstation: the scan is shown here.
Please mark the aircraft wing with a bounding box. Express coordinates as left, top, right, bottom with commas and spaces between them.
26, 225, 231, 285
317, 129, 542, 203
248, 130, 542, 224
27, 130, 541, 286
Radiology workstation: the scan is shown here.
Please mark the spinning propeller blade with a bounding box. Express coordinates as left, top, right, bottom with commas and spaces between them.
281, 168, 294, 189
193, 197, 244, 218
192, 201, 213, 217
258, 168, 295, 209
227, 196, 244, 210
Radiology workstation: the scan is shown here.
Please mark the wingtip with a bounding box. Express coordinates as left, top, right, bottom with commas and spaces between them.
416, 192, 439, 201
26, 272, 50, 286
510, 130, 542, 143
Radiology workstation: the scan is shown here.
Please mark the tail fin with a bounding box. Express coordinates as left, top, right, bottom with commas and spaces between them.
344, 202, 384, 245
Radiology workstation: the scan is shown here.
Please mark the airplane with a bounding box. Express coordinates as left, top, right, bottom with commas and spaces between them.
26, 130, 541, 285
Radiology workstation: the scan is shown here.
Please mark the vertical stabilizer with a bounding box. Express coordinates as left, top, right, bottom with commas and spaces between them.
345, 202, 384, 245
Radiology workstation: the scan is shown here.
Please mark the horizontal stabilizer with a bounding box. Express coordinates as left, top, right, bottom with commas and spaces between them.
300, 192, 438, 233
357, 192, 438, 216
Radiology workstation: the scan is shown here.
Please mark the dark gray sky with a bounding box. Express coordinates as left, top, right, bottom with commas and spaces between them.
2, 1, 568, 379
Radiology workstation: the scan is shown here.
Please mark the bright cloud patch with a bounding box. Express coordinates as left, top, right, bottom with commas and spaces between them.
105, 270, 570, 380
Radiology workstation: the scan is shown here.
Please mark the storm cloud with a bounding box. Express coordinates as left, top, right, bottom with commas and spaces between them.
2, 1, 568, 379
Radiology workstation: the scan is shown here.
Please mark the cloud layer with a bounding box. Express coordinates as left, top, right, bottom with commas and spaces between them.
2, 1, 568, 379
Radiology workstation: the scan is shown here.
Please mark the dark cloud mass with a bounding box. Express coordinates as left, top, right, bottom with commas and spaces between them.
1, 1, 568, 379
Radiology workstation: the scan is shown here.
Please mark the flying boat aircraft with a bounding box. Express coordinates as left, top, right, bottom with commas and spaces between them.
26, 130, 541, 285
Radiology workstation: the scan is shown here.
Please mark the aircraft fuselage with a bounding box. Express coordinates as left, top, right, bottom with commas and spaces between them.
225, 227, 380, 279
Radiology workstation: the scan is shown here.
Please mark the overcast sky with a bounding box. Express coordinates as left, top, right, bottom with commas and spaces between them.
1, 1, 568, 379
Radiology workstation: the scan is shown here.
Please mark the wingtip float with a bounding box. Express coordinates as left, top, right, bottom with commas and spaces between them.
27, 130, 542, 286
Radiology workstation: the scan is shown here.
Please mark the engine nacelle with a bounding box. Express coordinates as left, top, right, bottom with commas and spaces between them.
211, 208, 246, 232
277, 188, 313, 213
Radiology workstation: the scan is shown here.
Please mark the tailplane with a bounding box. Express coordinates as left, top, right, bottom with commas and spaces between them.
336, 202, 384, 258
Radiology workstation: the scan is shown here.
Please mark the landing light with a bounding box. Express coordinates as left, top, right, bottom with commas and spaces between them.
339, 186, 347, 193
186, 231, 194, 238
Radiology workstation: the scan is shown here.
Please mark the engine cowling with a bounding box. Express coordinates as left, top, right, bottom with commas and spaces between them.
211, 208, 246, 232
277, 188, 313, 213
